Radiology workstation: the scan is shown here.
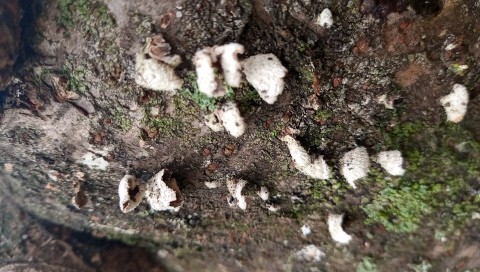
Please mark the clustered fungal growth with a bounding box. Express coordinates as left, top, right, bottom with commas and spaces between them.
117, 169, 183, 213
145, 169, 183, 212
281, 135, 331, 180
226, 177, 247, 210
135, 35, 183, 92
327, 213, 352, 244
241, 54, 288, 104
191, 43, 287, 137
440, 84, 469, 123
375, 150, 406, 176
339, 147, 370, 189
118, 174, 146, 213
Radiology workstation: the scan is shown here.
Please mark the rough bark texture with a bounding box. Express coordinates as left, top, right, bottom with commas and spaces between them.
1, 0, 480, 271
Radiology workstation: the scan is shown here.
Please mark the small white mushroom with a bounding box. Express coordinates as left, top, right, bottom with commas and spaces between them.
339, 147, 370, 189
118, 174, 146, 213
216, 102, 246, 138
258, 186, 269, 201
242, 54, 287, 104
316, 8, 333, 28
193, 47, 222, 97
327, 213, 352, 244
281, 135, 330, 180
135, 53, 183, 92
377, 94, 394, 110
78, 152, 109, 170
226, 178, 247, 210
135, 36, 183, 92
204, 181, 219, 189
145, 169, 183, 212
375, 150, 406, 176
301, 224, 312, 236
295, 245, 325, 262
440, 84, 469, 123
212, 43, 245, 87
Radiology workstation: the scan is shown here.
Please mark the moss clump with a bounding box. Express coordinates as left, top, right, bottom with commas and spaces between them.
58, 0, 116, 37
111, 108, 133, 131
62, 65, 88, 95
364, 122, 480, 233
363, 184, 436, 233
356, 257, 377, 272
314, 110, 333, 122
145, 117, 185, 138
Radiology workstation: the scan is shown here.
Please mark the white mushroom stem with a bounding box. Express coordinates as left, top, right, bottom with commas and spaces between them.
281, 135, 330, 180
213, 43, 245, 87
327, 213, 352, 244
193, 47, 220, 97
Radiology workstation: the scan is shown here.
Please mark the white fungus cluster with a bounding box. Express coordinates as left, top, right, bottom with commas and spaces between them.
440, 84, 469, 123
193, 44, 288, 105
226, 177, 247, 210
339, 147, 370, 189
117, 169, 183, 213
242, 54, 288, 104
135, 35, 183, 92
193, 44, 288, 137
204, 102, 246, 138
375, 150, 406, 176
281, 135, 330, 180
327, 213, 352, 244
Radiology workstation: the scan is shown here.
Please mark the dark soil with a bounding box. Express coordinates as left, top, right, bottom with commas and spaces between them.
1, 0, 480, 271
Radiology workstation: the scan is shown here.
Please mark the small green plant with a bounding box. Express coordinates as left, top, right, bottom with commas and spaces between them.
181, 89, 218, 111
181, 74, 234, 111
62, 66, 88, 94
112, 108, 133, 131
315, 110, 333, 122
356, 257, 377, 272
